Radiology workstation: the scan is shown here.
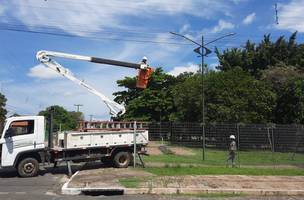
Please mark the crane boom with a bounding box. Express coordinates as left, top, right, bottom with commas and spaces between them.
36, 50, 150, 118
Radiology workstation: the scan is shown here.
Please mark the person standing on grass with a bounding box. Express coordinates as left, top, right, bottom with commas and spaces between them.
227, 135, 237, 167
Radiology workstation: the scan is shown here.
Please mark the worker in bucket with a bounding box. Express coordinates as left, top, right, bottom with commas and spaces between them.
141, 56, 148, 65
227, 135, 237, 167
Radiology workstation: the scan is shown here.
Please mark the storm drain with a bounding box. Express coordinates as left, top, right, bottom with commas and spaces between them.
81, 189, 124, 196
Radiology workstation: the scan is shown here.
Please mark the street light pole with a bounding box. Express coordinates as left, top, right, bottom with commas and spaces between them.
170, 31, 235, 161
201, 35, 206, 161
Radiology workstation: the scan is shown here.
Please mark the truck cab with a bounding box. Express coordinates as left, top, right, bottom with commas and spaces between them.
0, 116, 45, 169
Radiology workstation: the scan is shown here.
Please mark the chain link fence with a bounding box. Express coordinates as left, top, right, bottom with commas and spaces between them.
145, 122, 304, 167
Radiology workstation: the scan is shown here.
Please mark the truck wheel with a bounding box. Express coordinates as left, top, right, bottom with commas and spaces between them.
17, 158, 39, 178
113, 151, 131, 168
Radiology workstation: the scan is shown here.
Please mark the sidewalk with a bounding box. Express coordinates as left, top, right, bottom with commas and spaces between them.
62, 164, 304, 196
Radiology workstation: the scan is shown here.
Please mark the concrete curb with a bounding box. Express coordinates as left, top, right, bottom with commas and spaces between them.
62, 170, 304, 196
61, 171, 81, 195
61, 170, 125, 195
63, 183, 304, 196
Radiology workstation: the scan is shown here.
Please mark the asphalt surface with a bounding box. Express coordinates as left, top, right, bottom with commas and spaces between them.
0, 164, 304, 200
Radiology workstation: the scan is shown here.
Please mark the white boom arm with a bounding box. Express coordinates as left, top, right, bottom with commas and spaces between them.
36, 50, 148, 117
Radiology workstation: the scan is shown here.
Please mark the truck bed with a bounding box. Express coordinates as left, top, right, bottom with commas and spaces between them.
61, 130, 148, 149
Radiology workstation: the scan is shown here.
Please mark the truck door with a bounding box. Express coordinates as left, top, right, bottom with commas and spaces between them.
1, 120, 36, 167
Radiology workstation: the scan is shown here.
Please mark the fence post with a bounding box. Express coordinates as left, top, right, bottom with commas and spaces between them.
202, 122, 205, 161
170, 121, 173, 144
133, 121, 137, 168
237, 123, 241, 168
271, 124, 275, 167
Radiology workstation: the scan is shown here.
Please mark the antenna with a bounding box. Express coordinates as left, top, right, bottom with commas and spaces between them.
275, 3, 279, 25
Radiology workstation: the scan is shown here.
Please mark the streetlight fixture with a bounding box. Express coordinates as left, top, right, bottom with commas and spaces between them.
170, 31, 235, 160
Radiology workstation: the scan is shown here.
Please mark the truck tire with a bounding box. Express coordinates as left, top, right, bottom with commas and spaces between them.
17, 158, 39, 178
113, 151, 131, 168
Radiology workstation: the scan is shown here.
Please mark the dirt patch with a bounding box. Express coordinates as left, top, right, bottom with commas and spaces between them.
146, 142, 195, 156
146, 146, 163, 155
168, 147, 195, 156
146, 141, 163, 155
138, 175, 304, 190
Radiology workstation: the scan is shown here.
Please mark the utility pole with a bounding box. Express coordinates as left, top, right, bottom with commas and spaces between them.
201, 35, 206, 161
89, 114, 93, 122
170, 31, 235, 160
74, 104, 83, 112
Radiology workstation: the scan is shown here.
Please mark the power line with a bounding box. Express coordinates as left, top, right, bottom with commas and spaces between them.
0, 21, 280, 46
0, 25, 195, 45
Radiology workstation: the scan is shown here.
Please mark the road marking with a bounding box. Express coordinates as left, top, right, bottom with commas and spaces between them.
0, 192, 9, 195
15, 192, 26, 195
61, 170, 81, 195
45, 191, 58, 196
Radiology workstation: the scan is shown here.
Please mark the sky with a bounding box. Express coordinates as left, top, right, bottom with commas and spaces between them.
0, 0, 303, 120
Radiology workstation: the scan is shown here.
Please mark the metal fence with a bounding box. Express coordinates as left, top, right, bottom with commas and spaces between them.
148, 122, 304, 152
145, 122, 304, 166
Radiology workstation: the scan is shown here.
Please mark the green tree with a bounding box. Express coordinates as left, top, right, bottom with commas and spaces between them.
0, 93, 7, 133
38, 105, 83, 131
273, 79, 304, 124
0, 93, 7, 123
171, 74, 202, 121
216, 32, 304, 78
205, 69, 276, 123
172, 69, 276, 123
262, 64, 304, 123
114, 68, 178, 121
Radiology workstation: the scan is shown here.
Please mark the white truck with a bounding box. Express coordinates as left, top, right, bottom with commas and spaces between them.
0, 115, 148, 177
0, 51, 153, 177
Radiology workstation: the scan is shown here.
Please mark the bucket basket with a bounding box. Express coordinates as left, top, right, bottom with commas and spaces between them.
136, 67, 154, 89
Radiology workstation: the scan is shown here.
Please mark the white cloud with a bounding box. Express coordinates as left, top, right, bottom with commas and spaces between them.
7, 64, 135, 120
211, 19, 235, 33
0, 4, 6, 15
242, 12, 256, 25
27, 64, 62, 79
180, 24, 191, 34
1, 0, 240, 120
276, 0, 304, 32
4, 0, 235, 36
209, 63, 219, 70
168, 63, 199, 76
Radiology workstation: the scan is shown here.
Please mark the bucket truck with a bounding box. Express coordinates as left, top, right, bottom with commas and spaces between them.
0, 51, 153, 177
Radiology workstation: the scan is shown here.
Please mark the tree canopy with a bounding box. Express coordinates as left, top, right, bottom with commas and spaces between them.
114, 32, 304, 124
216, 32, 304, 78
114, 68, 177, 121
0, 93, 7, 132
38, 105, 83, 131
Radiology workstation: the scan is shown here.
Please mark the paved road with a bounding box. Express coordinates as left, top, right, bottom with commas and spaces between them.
0, 165, 304, 200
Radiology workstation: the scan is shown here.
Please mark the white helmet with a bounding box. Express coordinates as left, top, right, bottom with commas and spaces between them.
142, 56, 147, 61
229, 135, 236, 140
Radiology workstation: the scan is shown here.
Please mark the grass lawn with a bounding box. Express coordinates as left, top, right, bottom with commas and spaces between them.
145, 166, 304, 176
144, 147, 304, 166
119, 177, 142, 188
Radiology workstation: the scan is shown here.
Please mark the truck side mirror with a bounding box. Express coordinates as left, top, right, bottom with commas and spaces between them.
4, 128, 14, 138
